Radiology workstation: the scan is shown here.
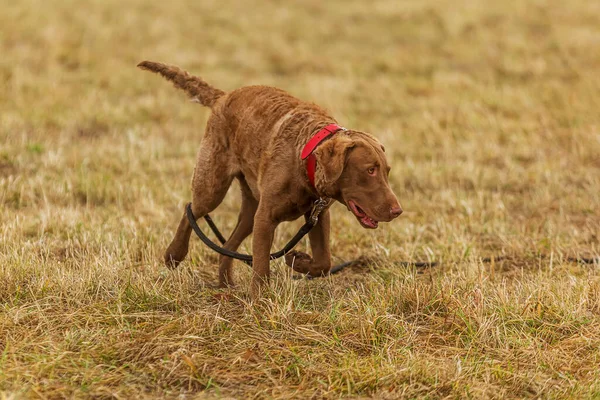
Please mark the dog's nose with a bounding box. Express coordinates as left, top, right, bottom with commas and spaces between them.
390, 206, 403, 218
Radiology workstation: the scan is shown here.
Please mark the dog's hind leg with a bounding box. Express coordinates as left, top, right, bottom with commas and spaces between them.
164, 137, 233, 269
218, 177, 258, 287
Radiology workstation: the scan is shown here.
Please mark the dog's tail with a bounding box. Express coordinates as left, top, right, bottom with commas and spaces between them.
137, 61, 225, 107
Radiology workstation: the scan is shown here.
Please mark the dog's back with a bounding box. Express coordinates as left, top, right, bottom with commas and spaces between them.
138, 61, 335, 194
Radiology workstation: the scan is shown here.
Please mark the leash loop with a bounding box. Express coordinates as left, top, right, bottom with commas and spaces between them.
186, 199, 332, 264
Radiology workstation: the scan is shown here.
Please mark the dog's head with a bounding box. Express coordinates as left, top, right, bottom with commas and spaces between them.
313, 131, 402, 229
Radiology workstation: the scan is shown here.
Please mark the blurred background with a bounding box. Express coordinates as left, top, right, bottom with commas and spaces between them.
2, 0, 598, 260
1, 0, 600, 397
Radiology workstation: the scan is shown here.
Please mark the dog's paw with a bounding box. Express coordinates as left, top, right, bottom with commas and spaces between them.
164, 244, 188, 269
165, 248, 187, 269
285, 251, 329, 277
285, 250, 313, 272
164, 253, 182, 269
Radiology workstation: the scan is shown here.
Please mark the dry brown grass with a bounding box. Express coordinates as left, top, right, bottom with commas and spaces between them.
1, 0, 600, 398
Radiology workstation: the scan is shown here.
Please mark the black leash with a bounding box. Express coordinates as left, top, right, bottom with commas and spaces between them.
186, 199, 360, 277
186, 202, 316, 264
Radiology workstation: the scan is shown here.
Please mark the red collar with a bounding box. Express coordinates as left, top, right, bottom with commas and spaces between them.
301, 123, 345, 188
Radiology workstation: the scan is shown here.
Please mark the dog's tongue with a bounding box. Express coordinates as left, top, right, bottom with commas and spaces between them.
348, 200, 379, 228
361, 215, 379, 228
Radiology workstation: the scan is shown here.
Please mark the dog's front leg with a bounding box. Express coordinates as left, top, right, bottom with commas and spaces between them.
251, 205, 277, 298
285, 209, 332, 277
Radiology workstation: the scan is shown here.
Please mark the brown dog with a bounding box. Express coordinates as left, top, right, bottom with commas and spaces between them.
138, 61, 403, 296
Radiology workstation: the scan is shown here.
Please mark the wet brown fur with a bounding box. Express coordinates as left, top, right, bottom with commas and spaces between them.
138, 61, 402, 297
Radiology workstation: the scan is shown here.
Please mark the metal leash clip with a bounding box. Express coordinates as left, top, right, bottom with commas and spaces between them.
309, 197, 332, 225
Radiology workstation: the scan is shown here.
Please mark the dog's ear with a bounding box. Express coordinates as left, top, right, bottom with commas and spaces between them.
314, 136, 355, 186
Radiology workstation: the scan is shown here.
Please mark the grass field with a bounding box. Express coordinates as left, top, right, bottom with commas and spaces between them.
2, 0, 600, 398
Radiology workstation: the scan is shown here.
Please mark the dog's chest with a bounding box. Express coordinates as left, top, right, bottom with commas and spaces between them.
274, 195, 318, 222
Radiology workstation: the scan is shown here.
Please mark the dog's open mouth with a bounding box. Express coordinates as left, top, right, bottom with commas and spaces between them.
347, 200, 379, 229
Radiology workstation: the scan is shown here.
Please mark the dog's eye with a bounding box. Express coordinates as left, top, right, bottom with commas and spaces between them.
368, 167, 376, 175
